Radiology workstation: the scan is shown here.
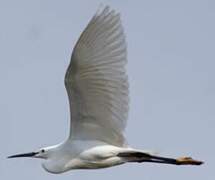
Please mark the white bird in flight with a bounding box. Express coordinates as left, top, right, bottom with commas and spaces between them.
8, 6, 203, 174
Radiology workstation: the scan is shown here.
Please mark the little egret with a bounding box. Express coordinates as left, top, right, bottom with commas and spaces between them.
8, 6, 203, 174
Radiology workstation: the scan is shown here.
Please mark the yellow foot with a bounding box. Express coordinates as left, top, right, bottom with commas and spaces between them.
176, 157, 203, 165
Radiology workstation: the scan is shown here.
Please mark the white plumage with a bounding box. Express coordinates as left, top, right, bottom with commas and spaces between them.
65, 6, 129, 147
8, 6, 203, 174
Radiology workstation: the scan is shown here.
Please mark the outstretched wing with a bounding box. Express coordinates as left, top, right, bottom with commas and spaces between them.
65, 6, 129, 147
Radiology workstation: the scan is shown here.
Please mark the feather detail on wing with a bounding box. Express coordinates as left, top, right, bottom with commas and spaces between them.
65, 6, 129, 147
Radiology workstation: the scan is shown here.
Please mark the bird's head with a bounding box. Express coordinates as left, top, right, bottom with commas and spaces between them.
8, 145, 66, 174
8, 148, 49, 159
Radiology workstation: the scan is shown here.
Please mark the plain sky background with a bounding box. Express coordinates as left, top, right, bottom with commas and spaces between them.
1, 0, 214, 179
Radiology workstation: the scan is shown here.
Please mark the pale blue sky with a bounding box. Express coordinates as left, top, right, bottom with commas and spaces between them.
1, 0, 214, 179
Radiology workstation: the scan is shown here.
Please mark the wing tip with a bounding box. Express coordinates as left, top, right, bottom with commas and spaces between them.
95, 4, 119, 19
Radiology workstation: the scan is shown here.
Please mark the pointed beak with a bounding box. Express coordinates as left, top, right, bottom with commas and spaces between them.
7, 152, 39, 158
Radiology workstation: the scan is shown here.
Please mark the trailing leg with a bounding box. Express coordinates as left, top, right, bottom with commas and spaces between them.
117, 151, 203, 165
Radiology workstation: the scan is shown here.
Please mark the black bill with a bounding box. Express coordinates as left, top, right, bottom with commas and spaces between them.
7, 152, 39, 158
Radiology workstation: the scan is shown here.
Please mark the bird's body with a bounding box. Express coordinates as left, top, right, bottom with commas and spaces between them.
42, 140, 129, 173
8, 5, 203, 174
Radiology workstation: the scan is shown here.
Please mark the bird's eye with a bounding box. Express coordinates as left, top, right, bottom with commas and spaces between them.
41, 149, 45, 153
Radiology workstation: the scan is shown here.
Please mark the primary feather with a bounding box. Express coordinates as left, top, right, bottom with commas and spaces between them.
65, 6, 129, 147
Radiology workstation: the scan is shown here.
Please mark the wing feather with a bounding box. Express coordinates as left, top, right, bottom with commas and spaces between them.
65, 6, 129, 147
